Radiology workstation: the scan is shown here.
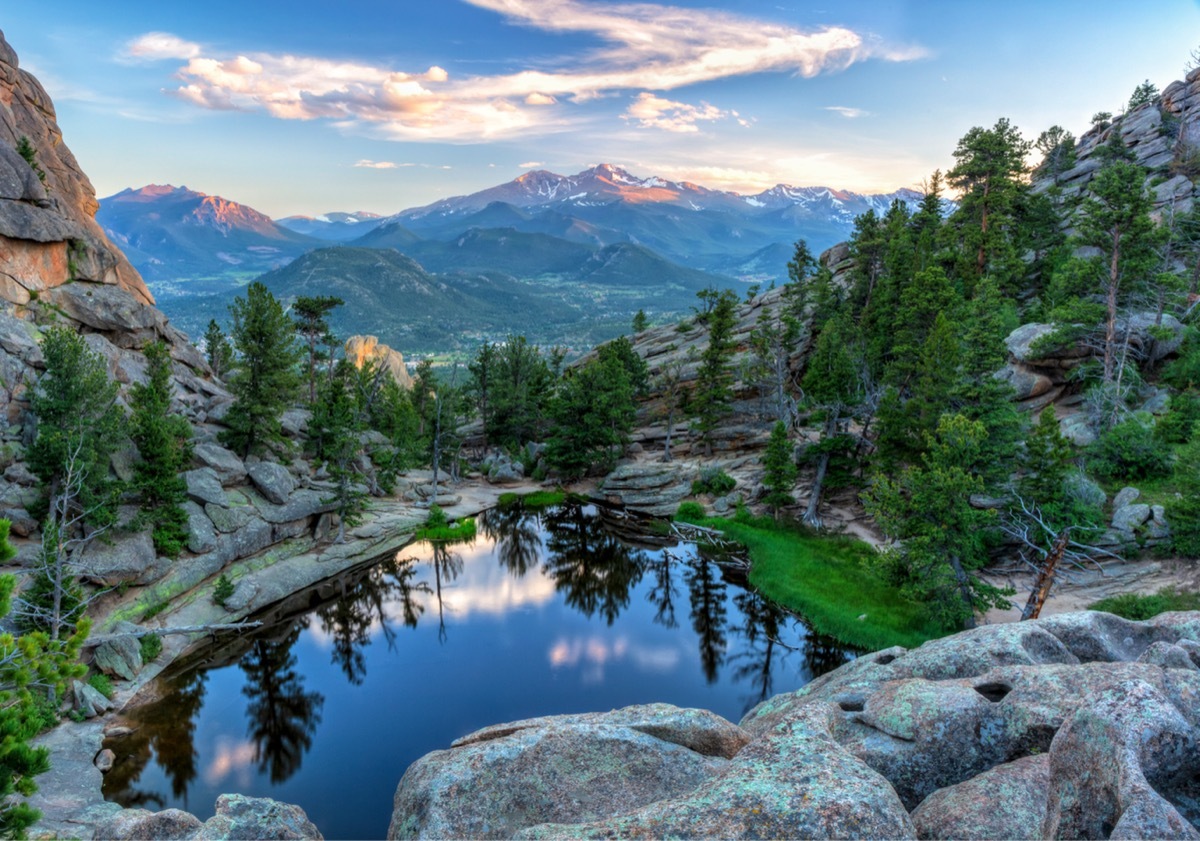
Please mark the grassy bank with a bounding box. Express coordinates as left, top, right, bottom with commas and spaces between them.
497, 489, 585, 509
682, 512, 943, 651
1089, 586, 1200, 620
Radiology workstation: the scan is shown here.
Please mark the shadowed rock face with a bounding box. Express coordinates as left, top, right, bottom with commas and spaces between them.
389, 611, 1200, 840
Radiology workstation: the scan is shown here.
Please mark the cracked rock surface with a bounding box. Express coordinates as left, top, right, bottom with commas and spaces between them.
390, 611, 1200, 840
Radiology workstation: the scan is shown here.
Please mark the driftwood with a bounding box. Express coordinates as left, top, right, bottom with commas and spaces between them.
84, 621, 263, 647
669, 522, 750, 570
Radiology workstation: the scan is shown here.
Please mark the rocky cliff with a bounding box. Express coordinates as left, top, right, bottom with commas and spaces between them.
0, 30, 151, 306
390, 610, 1200, 840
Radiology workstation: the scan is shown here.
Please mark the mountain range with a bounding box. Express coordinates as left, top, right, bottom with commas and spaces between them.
98, 165, 923, 353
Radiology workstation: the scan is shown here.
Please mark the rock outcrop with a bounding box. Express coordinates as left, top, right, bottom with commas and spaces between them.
389, 610, 1200, 840
97, 795, 323, 840
0, 29, 151, 306
345, 334, 414, 389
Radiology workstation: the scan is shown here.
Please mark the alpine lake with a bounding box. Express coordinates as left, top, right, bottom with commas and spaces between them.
101, 501, 856, 839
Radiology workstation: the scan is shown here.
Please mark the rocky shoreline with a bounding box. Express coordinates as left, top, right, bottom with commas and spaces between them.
25, 476, 541, 840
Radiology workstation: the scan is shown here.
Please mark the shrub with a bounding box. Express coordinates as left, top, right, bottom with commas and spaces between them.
139, 633, 162, 663
87, 673, 114, 700
675, 501, 706, 522
1087, 417, 1172, 481
425, 504, 448, 530
1155, 392, 1200, 444
212, 573, 235, 607
691, 468, 737, 496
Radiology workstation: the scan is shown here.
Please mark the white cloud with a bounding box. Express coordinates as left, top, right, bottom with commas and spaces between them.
128, 3, 924, 142
623, 92, 727, 133
518, 160, 544, 168
124, 32, 201, 61
826, 105, 868, 118
354, 159, 399, 168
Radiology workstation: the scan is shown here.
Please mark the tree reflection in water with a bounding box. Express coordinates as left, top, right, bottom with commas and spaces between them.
315, 557, 430, 685
479, 505, 543, 576
101, 503, 857, 830
684, 552, 728, 684
428, 542, 465, 643
644, 549, 680, 630
240, 623, 325, 784
541, 502, 646, 625
103, 669, 208, 810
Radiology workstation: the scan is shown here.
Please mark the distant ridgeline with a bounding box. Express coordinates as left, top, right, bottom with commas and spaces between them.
98, 165, 925, 354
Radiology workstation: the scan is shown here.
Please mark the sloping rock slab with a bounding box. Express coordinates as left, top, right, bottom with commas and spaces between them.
389, 705, 738, 839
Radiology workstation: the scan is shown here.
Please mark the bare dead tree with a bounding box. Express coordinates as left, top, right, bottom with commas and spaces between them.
15, 441, 111, 641
998, 496, 1125, 617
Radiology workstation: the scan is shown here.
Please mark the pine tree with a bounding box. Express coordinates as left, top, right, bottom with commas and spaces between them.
544, 353, 636, 479
292, 295, 344, 403
1167, 428, 1200, 558
799, 316, 861, 525
203, 320, 233, 380
28, 327, 124, 528
0, 524, 88, 836
129, 341, 193, 557
761, 421, 797, 520
865, 414, 1014, 631
468, 341, 498, 448
488, 335, 554, 447
221, 282, 303, 457
631, 309, 649, 333
310, 364, 368, 543
691, 288, 739, 456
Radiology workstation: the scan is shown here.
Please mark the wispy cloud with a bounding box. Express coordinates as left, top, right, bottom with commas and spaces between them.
353, 160, 398, 168
518, 160, 545, 168
125, 0, 925, 141
825, 105, 868, 118
623, 93, 727, 133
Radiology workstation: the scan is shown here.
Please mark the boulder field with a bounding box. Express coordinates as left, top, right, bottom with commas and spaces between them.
389, 610, 1200, 840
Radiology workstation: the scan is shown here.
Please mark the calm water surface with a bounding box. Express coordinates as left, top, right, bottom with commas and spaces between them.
103, 503, 854, 838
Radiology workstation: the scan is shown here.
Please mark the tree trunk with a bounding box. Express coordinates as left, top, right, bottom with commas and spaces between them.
802, 408, 838, 528
1021, 528, 1071, 621
948, 555, 977, 630
662, 406, 675, 462
1103, 225, 1122, 384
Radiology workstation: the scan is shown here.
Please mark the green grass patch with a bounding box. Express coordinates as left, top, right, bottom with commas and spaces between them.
497, 489, 582, 509
679, 512, 943, 650
416, 517, 478, 543
88, 672, 115, 699
1088, 586, 1200, 620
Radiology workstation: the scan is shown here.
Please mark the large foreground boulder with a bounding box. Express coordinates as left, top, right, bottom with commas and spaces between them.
390, 611, 1200, 840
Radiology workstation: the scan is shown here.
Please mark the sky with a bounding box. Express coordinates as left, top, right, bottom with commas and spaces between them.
5, 1, 1200, 218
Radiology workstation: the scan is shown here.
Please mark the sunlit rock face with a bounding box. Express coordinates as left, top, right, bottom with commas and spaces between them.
0, 29, 153, 305
345, 334, 415, 390
390, 610, 1200, 840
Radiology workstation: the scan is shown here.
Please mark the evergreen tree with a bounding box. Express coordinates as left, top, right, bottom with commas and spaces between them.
488, 335, 554, 447
309, 363, 368, 543
0, 529, 89, 836
799, 315, 861, 526
129, 341, 193, 557
203, 319, 233, 380
221, 282, 303, 457
468, 341, 498, 448
761, 421, 797, 520
631, 309, 649, 333
28, 327, 124, 527
690, 288, 739, 456
1075, 160, 1160, 389
597, 335, 649, 397
865, 414, 1014, 631
1018, 406, 1076, 515
1167, 429, 1200, 558
292, 296, 344, 404
544, 353, 636, 479
945, 117, 1031, 290
1128, 79, 1159, 110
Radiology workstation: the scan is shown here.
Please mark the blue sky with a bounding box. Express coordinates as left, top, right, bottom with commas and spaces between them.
6, 1, 1200, 217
